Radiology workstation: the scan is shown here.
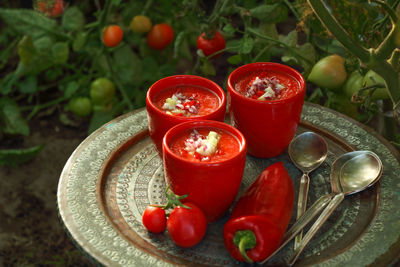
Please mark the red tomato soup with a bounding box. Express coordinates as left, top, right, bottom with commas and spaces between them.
153, 85, 220, 117
234, 70, 300, 100
169, 127, 240, 162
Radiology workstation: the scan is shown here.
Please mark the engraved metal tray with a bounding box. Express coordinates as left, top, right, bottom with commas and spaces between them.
57, 102, 400, 266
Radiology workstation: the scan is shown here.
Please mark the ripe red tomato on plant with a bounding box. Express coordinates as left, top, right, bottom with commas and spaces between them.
167, 202, 207, 247
102, 25, 124, 48
147, 23, 174, 50
34, 0, 65, 18
197, 30, 226, 57
142, 205, 167, 234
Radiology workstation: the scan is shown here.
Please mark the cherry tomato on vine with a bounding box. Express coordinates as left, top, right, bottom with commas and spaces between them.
130, 15, 152, 33
90, 78, 116, 106
142, 205, 167, 233
147, 23, 174, 50
343, 70, 363, 99
167, 202, 207, 248
68, 97, 92, 117
34, 0, 65, 18
362, 70, 390, 100
308, 54, 347, 90
102, 25, 124, 48
197, 30, 226, 58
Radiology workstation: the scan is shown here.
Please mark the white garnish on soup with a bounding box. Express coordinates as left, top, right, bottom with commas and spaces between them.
162, 92, 199, 116
244, 76, 286, 100
184, 130, 221, 158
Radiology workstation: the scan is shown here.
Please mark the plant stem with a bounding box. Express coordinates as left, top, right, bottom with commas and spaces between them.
142, 0, 154, 16
25, 96, 67, 120
307, 0, 370, 63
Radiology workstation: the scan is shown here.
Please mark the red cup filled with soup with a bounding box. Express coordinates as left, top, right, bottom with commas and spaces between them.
146, 75, 226, 156
163, 120, 247, 222
227, 62, 305, 158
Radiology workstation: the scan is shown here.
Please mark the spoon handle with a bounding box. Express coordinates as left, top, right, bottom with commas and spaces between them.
288, 193, 345, 265
258, 193, 332, 264
294, 173, 310, 249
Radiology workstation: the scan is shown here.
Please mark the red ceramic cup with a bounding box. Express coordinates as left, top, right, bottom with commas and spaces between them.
162, 120, 247, 222
227, 62, 306, 158
146, 75, 226, 155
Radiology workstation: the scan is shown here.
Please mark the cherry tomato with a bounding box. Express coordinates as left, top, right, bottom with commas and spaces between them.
362, 70, 389, 100
102, 25, 124, 48
343, 70, 363, 99
147, 23, 174, 50
90, 78, 116, 106
197, 30, 226, 57
167, 202, 207, 247
35, 0, 65, 18
130, 15, 152, 33
142, 206, 167, 233
68, 97, 92, 117
308, 54, 347, 90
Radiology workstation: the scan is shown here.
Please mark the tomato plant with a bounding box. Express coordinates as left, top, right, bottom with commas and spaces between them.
308, 54, 347, 90
147, 23, 174, 50
130, 15, 152, 33
142, 206, 167, 233
68, 97, 92, 117
34, 0, 65, 18
197, 30, 226, 57
90, 78, 116, 106
102, 25, 124, 48
167, 202, 207, 248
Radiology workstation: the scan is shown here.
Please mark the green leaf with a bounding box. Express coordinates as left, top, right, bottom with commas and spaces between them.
200, 59, 216, 76
51, 42, 69, 64
18, 75, 37, 94
227, 54, 242, 65
226, 39, 241, 53
249, 3, 288, 23
18, 35, 37, 65
173, 31, 192, 60
279, 30, 297, 47
34, 36, 54, 53
62, 7, 85, 32
0, 8, 61, 39
0, 73, 18, 95
113, 45, 142, 85
63, 81, 80, 98
88, 110, 113, 134
72, 31, 88, 52
0, 145, 45, 167
0, 97, 29, 136
239, 36, 254, 54
222, 23, 236, 36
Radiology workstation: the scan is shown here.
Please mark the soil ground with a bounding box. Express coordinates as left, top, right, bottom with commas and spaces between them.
0, 114, 94, 266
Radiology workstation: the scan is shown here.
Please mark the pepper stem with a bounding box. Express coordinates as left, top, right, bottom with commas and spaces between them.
233, 230, 256, 263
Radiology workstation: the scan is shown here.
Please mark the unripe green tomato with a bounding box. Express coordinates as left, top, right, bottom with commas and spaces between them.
362, 70, 390, 100
130, 15, 152, 33
68, 97, 92, 117
90, 78, 116, 106
308, 54, 347, 90
343, 70, 363, 98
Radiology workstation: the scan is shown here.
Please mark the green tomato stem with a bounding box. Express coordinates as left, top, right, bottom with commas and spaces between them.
307, 0, 370, 63
233, 230, 256, 264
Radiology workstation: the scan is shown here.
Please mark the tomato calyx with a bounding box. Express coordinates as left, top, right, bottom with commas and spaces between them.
160, 186, 192, 212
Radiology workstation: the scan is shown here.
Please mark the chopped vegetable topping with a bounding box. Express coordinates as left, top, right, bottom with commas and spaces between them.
244, 75, 286, 100
184, 130, 221, 161
162, 91, 200, 116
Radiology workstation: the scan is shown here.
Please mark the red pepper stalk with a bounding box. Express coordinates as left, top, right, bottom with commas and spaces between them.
223, 162, 294, 263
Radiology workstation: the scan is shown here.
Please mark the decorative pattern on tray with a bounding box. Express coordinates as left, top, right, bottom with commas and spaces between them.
59, 104, 400, 266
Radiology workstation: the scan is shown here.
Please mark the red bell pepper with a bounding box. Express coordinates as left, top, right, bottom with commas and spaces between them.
223, 161, 294, 263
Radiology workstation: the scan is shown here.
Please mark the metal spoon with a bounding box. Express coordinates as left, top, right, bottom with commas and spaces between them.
259, 150, 382, 265
288, 131, 328, 249
288, 150, 383, 265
